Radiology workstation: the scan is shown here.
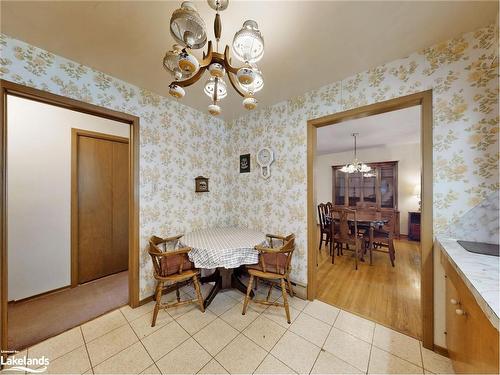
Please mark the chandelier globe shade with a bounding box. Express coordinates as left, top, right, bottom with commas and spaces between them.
204, 76, 228, 101
241, 67, 263, 94
166, 0, 265, 115
169, 1, 207, 49
232, 20, 264, 63
208, 63, 225, 78
340, 133, 372, 174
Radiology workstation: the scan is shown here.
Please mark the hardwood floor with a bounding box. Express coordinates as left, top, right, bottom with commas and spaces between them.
316, 236, 422, 339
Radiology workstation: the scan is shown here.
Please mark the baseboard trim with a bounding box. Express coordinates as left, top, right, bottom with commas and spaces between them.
434, 344, 449, 357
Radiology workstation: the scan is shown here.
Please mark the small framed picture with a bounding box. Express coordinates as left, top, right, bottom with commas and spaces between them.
240, 154, 250, 173
195, 176, 209, 192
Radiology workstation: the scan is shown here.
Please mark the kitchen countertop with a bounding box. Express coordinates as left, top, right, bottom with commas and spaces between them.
437, 236, 499, 331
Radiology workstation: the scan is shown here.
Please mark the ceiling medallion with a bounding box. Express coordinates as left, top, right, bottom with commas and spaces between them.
340, 133, 372, 174
163, 0, 265, 116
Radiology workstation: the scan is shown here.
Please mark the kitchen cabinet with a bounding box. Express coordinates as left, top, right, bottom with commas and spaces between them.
441, 250, 499, 373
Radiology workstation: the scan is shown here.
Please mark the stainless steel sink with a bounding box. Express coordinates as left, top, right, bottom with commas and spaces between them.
457, 240, 500, 257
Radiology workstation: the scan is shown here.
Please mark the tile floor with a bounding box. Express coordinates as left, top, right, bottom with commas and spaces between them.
2, 283, 455, 374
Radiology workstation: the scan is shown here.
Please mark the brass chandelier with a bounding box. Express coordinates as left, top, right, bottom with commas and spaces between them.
163, 0, 264, 116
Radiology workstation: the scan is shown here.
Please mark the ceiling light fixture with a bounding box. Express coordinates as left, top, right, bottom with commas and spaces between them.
340, 133, 372, 174
163, 0, 265, 116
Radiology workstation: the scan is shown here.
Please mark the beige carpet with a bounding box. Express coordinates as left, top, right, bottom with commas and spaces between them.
8, 271, 128, 351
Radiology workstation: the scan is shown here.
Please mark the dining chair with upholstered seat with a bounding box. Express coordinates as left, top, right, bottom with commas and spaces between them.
148, 235, 205, 327
242, 234, 295, 323
331, 207, 365, 270
363, 215, 396, 266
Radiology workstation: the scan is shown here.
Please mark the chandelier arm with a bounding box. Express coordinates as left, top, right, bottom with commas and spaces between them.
223, 45, 240, 74
201, 41, 214, 66
227, 70, 247, 98
173, 66, 207, 87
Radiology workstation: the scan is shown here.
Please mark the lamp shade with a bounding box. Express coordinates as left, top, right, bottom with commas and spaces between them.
170, 1, 207, 49
232, 20, 264, 63
204, 76, 227, 101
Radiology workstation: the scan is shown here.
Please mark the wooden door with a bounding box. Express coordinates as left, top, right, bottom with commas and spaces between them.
76, 132, 129, 284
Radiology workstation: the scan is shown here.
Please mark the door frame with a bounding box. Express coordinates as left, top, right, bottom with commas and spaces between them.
306, 90, 434, 349
71, 128, 130, 287
0, 80, 140, 355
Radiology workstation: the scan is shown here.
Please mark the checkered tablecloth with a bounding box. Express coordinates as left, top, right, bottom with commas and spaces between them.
180, 227, 266, 269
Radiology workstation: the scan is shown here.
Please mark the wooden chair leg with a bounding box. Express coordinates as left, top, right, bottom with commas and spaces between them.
255, 276, 259, 291
354, 243, 358, 270
192, 275, 205, 312
266, 283, 273, 301
151, 281, 163, 327
175, 284, 181, 302
280, 278, 291, 324
242, 275, 254, 315
286, 278, 294, 297
319, 232, 324, 251
389, 241, 395, 267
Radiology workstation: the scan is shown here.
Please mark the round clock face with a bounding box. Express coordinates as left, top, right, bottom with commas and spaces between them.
257, 148, 273, 166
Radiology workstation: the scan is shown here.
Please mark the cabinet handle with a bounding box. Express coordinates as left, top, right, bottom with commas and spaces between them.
455, 308, 466, 316
450, 298, 458, 305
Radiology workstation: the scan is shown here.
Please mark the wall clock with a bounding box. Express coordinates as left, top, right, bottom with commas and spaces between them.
256, 147, 274, 179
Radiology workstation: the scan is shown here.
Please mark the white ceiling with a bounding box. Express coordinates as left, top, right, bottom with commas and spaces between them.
316, 105, 421, 155
1, 1, 497, 120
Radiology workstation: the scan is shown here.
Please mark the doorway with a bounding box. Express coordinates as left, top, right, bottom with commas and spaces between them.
307, 90, 434, 349
72, 129, 129, 286
0, 80, 140, 353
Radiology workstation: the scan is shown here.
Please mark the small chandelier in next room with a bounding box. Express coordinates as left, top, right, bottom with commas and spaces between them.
163, 0, 265, 116
340, 133, 372, 174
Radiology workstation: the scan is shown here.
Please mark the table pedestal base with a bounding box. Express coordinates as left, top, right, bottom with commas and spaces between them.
200, 266, 254, 309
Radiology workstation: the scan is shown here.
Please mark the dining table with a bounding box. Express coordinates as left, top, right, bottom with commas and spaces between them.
180, 227, 267, 308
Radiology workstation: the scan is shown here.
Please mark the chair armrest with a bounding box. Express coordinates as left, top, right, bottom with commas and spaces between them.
148, 246, 192, 257
164, 234, 184, 242
266, 233, 287, 241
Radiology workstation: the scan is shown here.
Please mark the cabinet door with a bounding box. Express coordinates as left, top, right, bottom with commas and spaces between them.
446, 276, 468, 373
333, 169, 346, 205
380, 163, 395, 208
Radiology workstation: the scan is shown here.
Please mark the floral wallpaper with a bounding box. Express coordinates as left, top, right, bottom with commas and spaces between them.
229, 23, 499, 285
1, 22, 498, 291
0, 33, 234, 299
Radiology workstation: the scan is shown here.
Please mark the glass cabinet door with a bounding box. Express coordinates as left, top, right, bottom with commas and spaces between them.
348, 174, 361, 206
334, 169, 346, 205
380, 164, 395, 208
362, 171, 377, 204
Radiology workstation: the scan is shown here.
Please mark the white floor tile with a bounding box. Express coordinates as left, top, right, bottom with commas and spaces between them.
141, 320, 189, 361
29, 327, 84, 364
323, 327, 371, 372
86, 324, 138, 366
93, 341, 153, 374
176, 308, 217, 335
243, 315, 286, 351
373, 324, 422, 367
194, 318, 239, 356
368, 346, 424, 374
303, 300, 340, 325
334, 310, 375, 343
220, 303, 260, 331
421, 345, 455, 374
156, 337, 211, 374
215, 334, 267, 374
254, 354, 296, 374
271, 331, 321, 374
81, 309, 127, 343
289, 312, 331, 347
311, 350, 363, 374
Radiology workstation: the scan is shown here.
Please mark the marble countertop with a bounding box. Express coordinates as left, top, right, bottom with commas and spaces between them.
437, 236, 499, 331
